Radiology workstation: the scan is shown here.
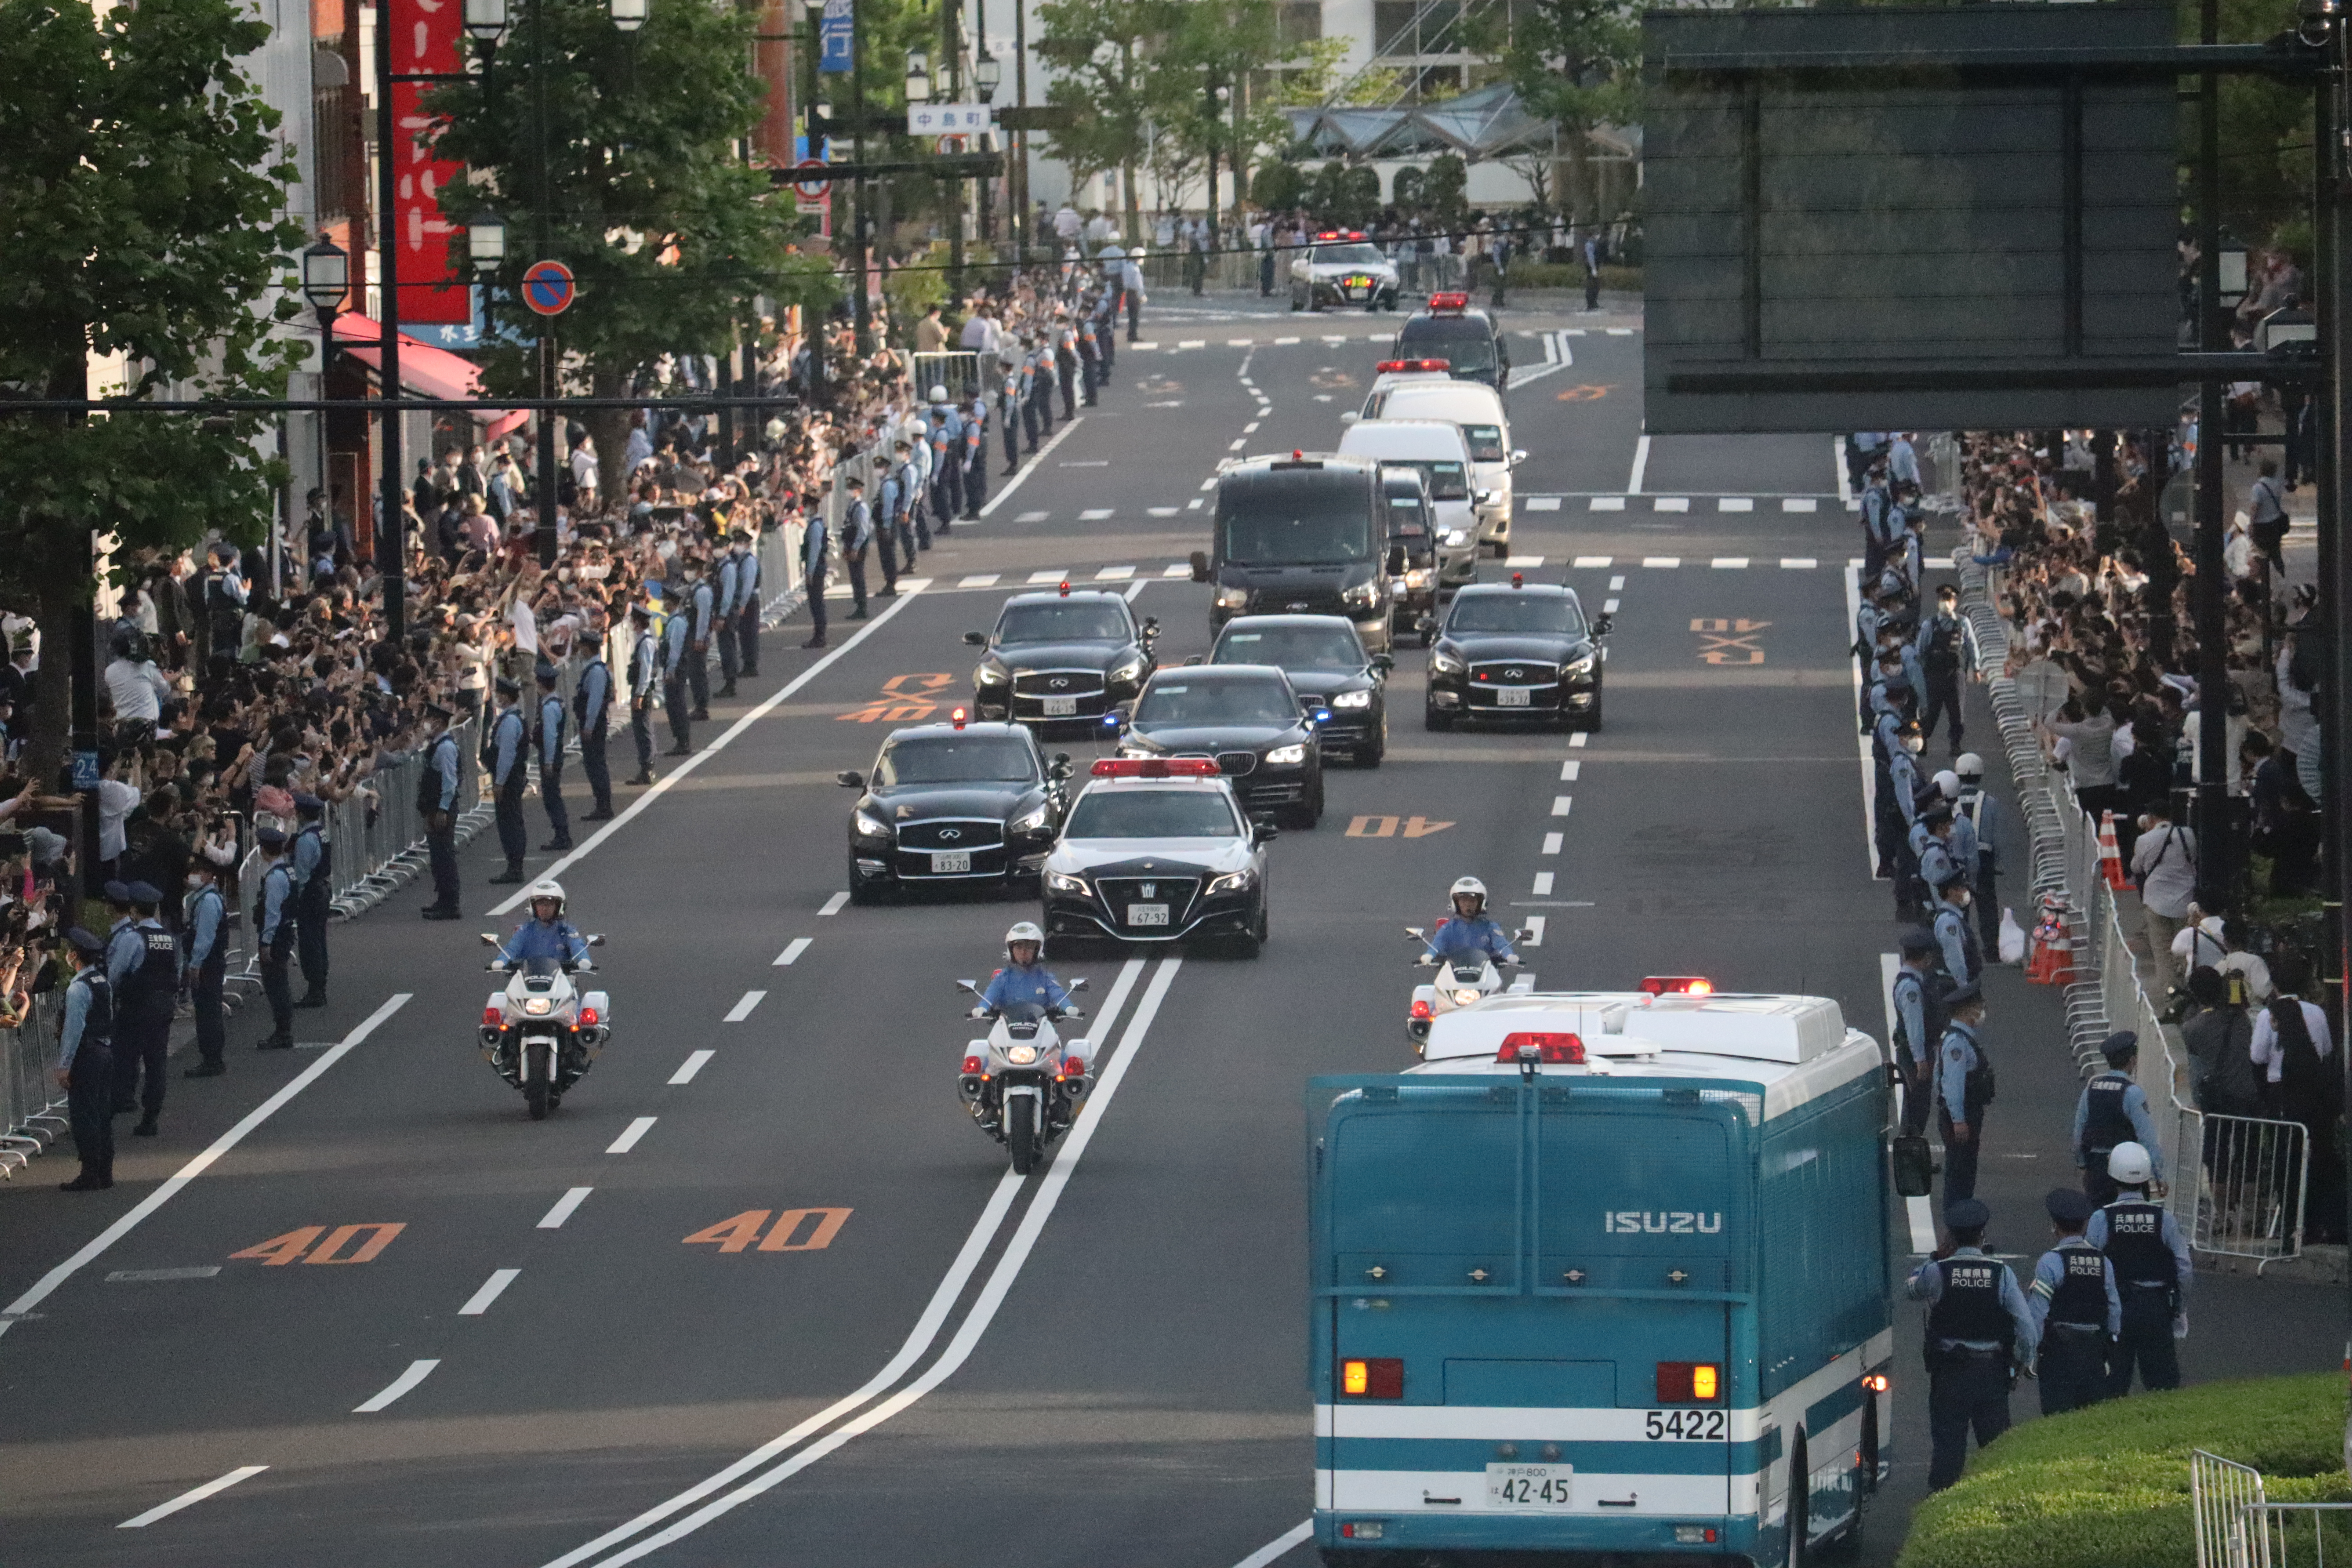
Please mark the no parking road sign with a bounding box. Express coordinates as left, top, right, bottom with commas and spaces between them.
793, 158, 831, 200
522, 259, 575, 316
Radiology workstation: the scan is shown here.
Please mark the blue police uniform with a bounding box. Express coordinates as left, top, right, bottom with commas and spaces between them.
929, 406, 963, 525
1891, 958, 1939, 1135
2028, 1234, 2121, 1416
419, 722, 464, 913
980, 962, 1073, 1013
1425, 915, 1517, 964
961, 397, 989, 516
714, 551, 745, 691
1931, 891, 1978, 994
292, 809, 331, 1003
1916, 603, 1979, 749
58, 958, 116, 1187
1956, 780, 2004, 953
497, 916, 592, 968
999, 374, 1023, 471
2073, 1069, 2165, 1203
894, 450, 928, 557
661, 608, 694, 754
258, 852, 298, 1045
485, 697, 530, 874
841, 493, 875, 610
874, 468, 905, 589
1860, 480, 1897, 579
628, 623, 661, 777
1937, 1017, 1993, 1202
537, 681, 572, 850
1906, 1240, 2036, 1490
2087, 1192, 2191, 1397
686, 577, 716, 715
730, 544, 762, 675
183, 877, 229, 1071
574, 650, 614, 816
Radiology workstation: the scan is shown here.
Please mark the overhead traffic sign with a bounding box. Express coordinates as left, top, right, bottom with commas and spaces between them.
907, 103, 990, 136
521, 259, 575, 317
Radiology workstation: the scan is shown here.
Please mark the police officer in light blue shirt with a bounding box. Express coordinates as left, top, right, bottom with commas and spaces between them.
54, 927, 116, 1190
535, 660, 572, 852
728, 529, 761, 677
875, 450, 907, 591
419, 700, 465, 918
976, 922, 1079, 1014
291, 792, 330, 1007
1936, 983, 1993, 1203
1954, 752, 2004, 954
661, 589, 695, 757
1422, 877, 1517, 963
2086, 1141, 2191, 1396
1892, 928, 1942, 1135
685, 559, 716, 719
182, 855, 230, 1077
485, 675, 530, 882
2073, 1032, 2165, 1203
2028, 1187, 2121, 1416
961, 394, 989, 517
714, 542, 746, 697
626, 603, 661, 783
256, 825, 298, 1049
1859, 458, 1897, 579
800, 505, 831, 647
1907, 1197, 2036, 1490
1930, 867, 1980, 997
928, 389, 963, 528
574, 610, 615, 820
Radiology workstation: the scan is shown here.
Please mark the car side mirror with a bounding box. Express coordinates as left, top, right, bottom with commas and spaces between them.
1386, 543, 1408, 574
1181, 654, 1205, 667
1067, 976, 1089, 993
1593, 612, 1615, 636
1474, 490, 1499, 509
1339, 410, 1360, 423
962, 631, 987, 647
837, 769, 865, 789
1142, 616, 1159, 637
479, 933, 499, 946
1251, 815, 1279, 843
1510, 448, 1529, 466
1372, 653, 1395, 672
1189, 550, 1211, 584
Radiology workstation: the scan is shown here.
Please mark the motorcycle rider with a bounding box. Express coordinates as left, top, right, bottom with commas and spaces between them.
1423, 877, 1517, 965
495, 880, 593, 969
975, 922, 1080, 1016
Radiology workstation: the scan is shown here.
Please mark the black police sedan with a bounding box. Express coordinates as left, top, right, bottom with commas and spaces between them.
1424, 579, 1611, 732
967, 587, 1156, 731
1112, 664, 1327, 828
839, 720, 1072, 902
1392, 292, 1510, 392
1207, 614, 1392, 767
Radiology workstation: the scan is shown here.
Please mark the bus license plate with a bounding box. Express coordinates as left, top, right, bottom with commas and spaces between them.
1496, 687, 1532, 707
931, 851, 972, 873
1486, 1464, 1571, 1508
1127, 904, 1169, 926
1041, 695, 1078, 717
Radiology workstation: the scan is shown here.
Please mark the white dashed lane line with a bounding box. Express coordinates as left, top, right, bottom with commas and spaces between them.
1079, 508, 1114, 521
457, 1268, 522, 1316
1533, 872, 1555, 896
1551, 796, 1574, 817
1542, 833, 1564, 855
724, 991, 766, 1023
1569, 732, 1589, 748
1608, 576, 1626, 591
774, 938, 811, 966
670, 1050, 716, 1085
353, 1359, 440, 1414
539, 1187, 593, 1229
1559, 760, 1580, 780
606, 1118, 657, 1155
118, 1467, 270, 1529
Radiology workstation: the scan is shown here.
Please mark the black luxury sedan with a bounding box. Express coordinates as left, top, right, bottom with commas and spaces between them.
1206, 614, 1392, 767
1391, 292, 1511, 393
839, 721, 1072, 902
1424, 580, 1612, 732
1112, 664, 1326, 828
967, 588, 1157, 731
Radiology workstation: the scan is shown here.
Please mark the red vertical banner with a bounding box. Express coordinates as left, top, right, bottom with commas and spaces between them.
387, 0, 469, 323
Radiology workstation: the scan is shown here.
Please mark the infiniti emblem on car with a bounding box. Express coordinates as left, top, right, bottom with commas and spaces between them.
939, 828, 961, 841
1049, 677, 1069, 689
1507, 668, 1524, 679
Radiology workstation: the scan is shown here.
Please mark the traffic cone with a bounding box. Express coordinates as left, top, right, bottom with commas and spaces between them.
2097, 811, 2129, 891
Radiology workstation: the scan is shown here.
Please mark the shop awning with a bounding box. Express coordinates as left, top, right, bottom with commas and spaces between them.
333, 312, 521, 434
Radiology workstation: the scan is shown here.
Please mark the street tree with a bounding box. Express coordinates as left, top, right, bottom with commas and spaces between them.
1035, 0, 1174, 242
1469, 0, 1638, 223
0, 0, 305, 783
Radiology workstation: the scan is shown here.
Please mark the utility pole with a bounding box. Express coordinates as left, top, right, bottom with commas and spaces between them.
372, 0, 407, 639
945, 0, 965, 304
851, 0, 871, 356
1013, 0, 1030, 260
531, 0, 560, 568
2192, 0, 2230, 914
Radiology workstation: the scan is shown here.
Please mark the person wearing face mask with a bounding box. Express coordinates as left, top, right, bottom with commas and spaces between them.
1929, 864, 1982, 999
181, 852, 231, 1078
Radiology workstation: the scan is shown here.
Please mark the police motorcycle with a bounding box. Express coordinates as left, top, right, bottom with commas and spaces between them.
954, 936, 1092, 1175
477, 882, 610, 1120
1403, 876, 1530, 1045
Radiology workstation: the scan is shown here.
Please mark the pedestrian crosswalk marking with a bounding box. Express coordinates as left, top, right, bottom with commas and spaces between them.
1589, 497, 1625, 511
1080, 507, 1115, 520
1095, 566, 1134, 580
958, 574, 1000, 588
1654, 497, 1689, 512
1573, 555, 1612, 568
1524, 497, 1562, 511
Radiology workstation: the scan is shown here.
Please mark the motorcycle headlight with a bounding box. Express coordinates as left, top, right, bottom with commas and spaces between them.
1205, 869, 1256, 895
1265, 743, 1307, 765
853, 809, 893, 838
1443, 529, 1473, 549
1006, 1044, 1039, 1066
1332, 689, 1374, 709
1452, 988, 1482, 1007
1563, 652, 1596, 677
1009, 804, 1053, 835
1214, 586, 1250, 610
523, 997, 554, 1016
1431, 647, 1465, 674
975, 661, 1009, 687
1342, 582, 1379, 609
1107, 656, 1144, 686
1046, 871, 1091, 896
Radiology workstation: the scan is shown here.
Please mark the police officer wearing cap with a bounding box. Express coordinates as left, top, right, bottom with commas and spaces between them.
1954, 753, 2005, 955
107, 882, 176, 1132
2073, 1032, 2166, 1205
660, 587, 695, 756
1906, 1198, 2036, 1490
927, 390, 963, 528
1915, 582, 1979, 753
960, 391, 989, 517
1937, 982, 1994, 1203
418, 701, 465, 918
1929, 866, 1981, 997
574, 610, 615, 821
2086, 1141, 2191, 1396
535, 660, 572, 853
182, 853, 230, 1076
255, 824, 298, 1049
1893, 928, 1944, 1136
292, 792, 331, 1007
1907, 804, 1956, 923
714, 534, 746, 696
684, 557, 716, 720
2027, 1187, 2120, 1416
485, 675, 530, 882
626, 602, 661, 785
54, 928, 116, 1190
729, 529, 761, 675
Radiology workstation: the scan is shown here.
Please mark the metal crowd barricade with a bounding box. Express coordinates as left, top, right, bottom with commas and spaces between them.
909, 351, 984, 399
1, 990, 70, 1177
2229, 1503, 2352, 1568
2194, 1114, 2310, 1269
2194, 1450, 2272, 1568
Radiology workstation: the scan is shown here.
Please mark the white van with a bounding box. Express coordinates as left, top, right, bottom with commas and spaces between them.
1336, 420, 1489, 563
1350, 379, 1522, 554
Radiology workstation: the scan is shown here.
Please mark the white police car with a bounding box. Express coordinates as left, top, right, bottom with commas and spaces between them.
1040, 758, 1276, 958
1288, 231, 1401, 313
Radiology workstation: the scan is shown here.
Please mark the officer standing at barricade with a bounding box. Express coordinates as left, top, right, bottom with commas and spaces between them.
908, 420, 935, 550
661, 588, 695, 757
1015, 339, 1042, 454
485, 675, 530, 882
962, 392, 989, 517
181, 853, 230, 1077
534, 660, 572, 852
1892, 929, 1944, 1136
1916, 582, 1979, 754
713, 537, 744, 699
2027, 1187, 2121, 1416
111, 882, 176, 1135
1054, 310, 1079, 419
255, 825, 297, 1049
684, 557, 715, 720
2087, 1141, 2191, 1395
626, 603, 661, 784
1077, 308, 1103, 406
999, 363, 1024, 474
573, 610, 615, 822
928, 387, 963, 528
1955, 753, 2005, 955
875, 449, 906, 593
801, 495, 831, 649
730, 529, 761, 676
840, 474, 874, 617
2073, 1032, 2167, 1205
1936, 982, 1994, 1203
1859, 457, 1896, 580
99, 882, 142, 1105
291, 792, 330, 1007
54, 928, 116, 1190
1930, 866, 1982, 996
895, 438, 929, 557
1027, 334, 1057, 442
1907, 1198, 2036, 1491
418, 701, 465, 919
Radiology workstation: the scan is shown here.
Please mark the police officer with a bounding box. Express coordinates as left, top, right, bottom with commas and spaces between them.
713, 535, 746, 697
255, 825, 297, 1049
1875, 717, 1925, 884
874, 452, 906, 593
109, 881, 177, 1135
1076, 309, 1103, 406
893, 437, 928, 558
1906, 804, 1956, 923
2027, 1187, 2121, 1416
626, 603, 661, 785
1858, 458, 1897, 580
840, 474, 875, 616
660, 588, 695, 757
1892, 928, 1944, 1136
2087, 1142, 2191, 1396
906, 420, 935, 551
1906, 1198, 2036, 1490
291, 791, 331, 1007
998, 366, 1024, 474
801, 494, 831, 649
1027, 335, 1057, 442
484, 675, 530, 882
574, 612, 615, 822
684, 557, 715, 720
1916, 582, 1979, 753
730, 529, 761, 677
181, 853, 230, 1077
2073, 1032, 2166, 1205
1954, 753, 2004, 956
535, 659, 572, 852
54, 928, 116, 1191
417, 701, 465, 919
1930, 867, 1981, 997
927, 390, 963, 529
1054, 311, 1080, 419
1937, 982, 1994, 1203
961, 392, 989, 517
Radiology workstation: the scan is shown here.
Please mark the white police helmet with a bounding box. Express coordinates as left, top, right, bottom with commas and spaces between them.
912, 418, 929, 438
1449, 876, 1488, 914
2106, 1141, 2154, 1186
1931, 769, 1961, 801
1956, 751, 1986, 779
929, 384, 949, 402
1005, 921, 1045, 955
526, 879, 566, 916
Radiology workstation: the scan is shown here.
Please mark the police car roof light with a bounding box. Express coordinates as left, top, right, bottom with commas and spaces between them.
951, 706, 968, 729
1496, 1031, 1584, 1064
1375, 360, 1409, 373
1427, 291, 1470, 312
1059, 580, 1071, 597
1316, 230, 1341, 240
1640, 976, 1715, 996
1346, 230, 1367, 240
1511, 572, 1524, 589
1090, 757, 1221, 778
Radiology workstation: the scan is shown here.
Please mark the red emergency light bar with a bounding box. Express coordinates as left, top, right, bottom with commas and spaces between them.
1640, 976, 1715, 996
1496, 1031, 1585, 1064
1374, 358, 1452, 374
1427, 291, 1470, 312
951, 706, 968, 729
1090, 757, 1221, 778
1316, 230, 1341, 240
1058, 580, 1071, 597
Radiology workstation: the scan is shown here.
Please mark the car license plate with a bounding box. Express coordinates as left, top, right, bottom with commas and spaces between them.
1041, 695, 1078, 717
1485, 1464, 1571, 1508
1496, 687, 1532, 707
931, 851, 972, 873
1126, 903, 1169, 927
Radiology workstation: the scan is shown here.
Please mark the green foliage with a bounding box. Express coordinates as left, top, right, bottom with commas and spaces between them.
1423, 153, 1470, 224
1468, 0, 1639, 137
1252, 160, 1309, 211
1898, 1373, 2352, 1568
1036, 0, 1166, 192
1390, 166, 1426, 211
884, 241, 951, 331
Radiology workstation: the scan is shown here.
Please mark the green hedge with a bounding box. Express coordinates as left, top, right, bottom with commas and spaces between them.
1898, 1372, 2350, 1568
1497, 262, 1642, 293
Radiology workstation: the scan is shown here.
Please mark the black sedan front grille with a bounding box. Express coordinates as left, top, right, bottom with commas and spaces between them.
897, 819, 1005, 851
1469, 661, 1557, 686
1216, 751, 1259, 777
1245, 588, 1350, 617
1095, 876, 1201, 932
1013, 670, 1106, 697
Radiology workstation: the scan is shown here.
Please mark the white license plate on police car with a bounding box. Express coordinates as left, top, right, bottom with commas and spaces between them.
1485, 1464, 1571, 1508
1495, 687, 1532, 707
1126, 903, 1169, 926
1041, 695, 1078, 717
931, 851, 972, 873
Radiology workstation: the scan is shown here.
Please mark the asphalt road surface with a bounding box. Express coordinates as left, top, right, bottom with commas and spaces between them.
2, 290, 2336, 1568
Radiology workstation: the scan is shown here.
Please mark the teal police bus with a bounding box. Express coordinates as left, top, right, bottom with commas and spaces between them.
1310, 982, 1897, 1565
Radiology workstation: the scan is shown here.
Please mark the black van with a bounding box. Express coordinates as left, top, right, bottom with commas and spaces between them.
1189, 453, 1399, 653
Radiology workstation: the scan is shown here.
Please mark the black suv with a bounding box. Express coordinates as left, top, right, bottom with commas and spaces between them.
1192, 453, 1398, 653
967, 588, 1157, 731
1207, 615, 1391, 767
839, 721, 1071, 902
1425, 581, 1610, 731
1392, 293, 1510, 392
1112, 665, 1327, 828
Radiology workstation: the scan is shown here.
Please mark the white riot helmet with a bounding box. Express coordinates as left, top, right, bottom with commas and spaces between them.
1004, 920, 1045, 959
928, 383, 949, 402
1955, 751, 1986, 780
911, 418, 929, 438
1449, 876, 1488, 916
2106, 1141, 2154, 1187
526, 879, 566, 918
1931, 769, 1961, 802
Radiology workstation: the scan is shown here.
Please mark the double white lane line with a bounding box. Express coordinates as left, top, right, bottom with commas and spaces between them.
544, 955, 1185, 1568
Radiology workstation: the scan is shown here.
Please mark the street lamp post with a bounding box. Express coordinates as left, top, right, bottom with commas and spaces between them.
299, 236, 349, 591
975, 51, 1002, 246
